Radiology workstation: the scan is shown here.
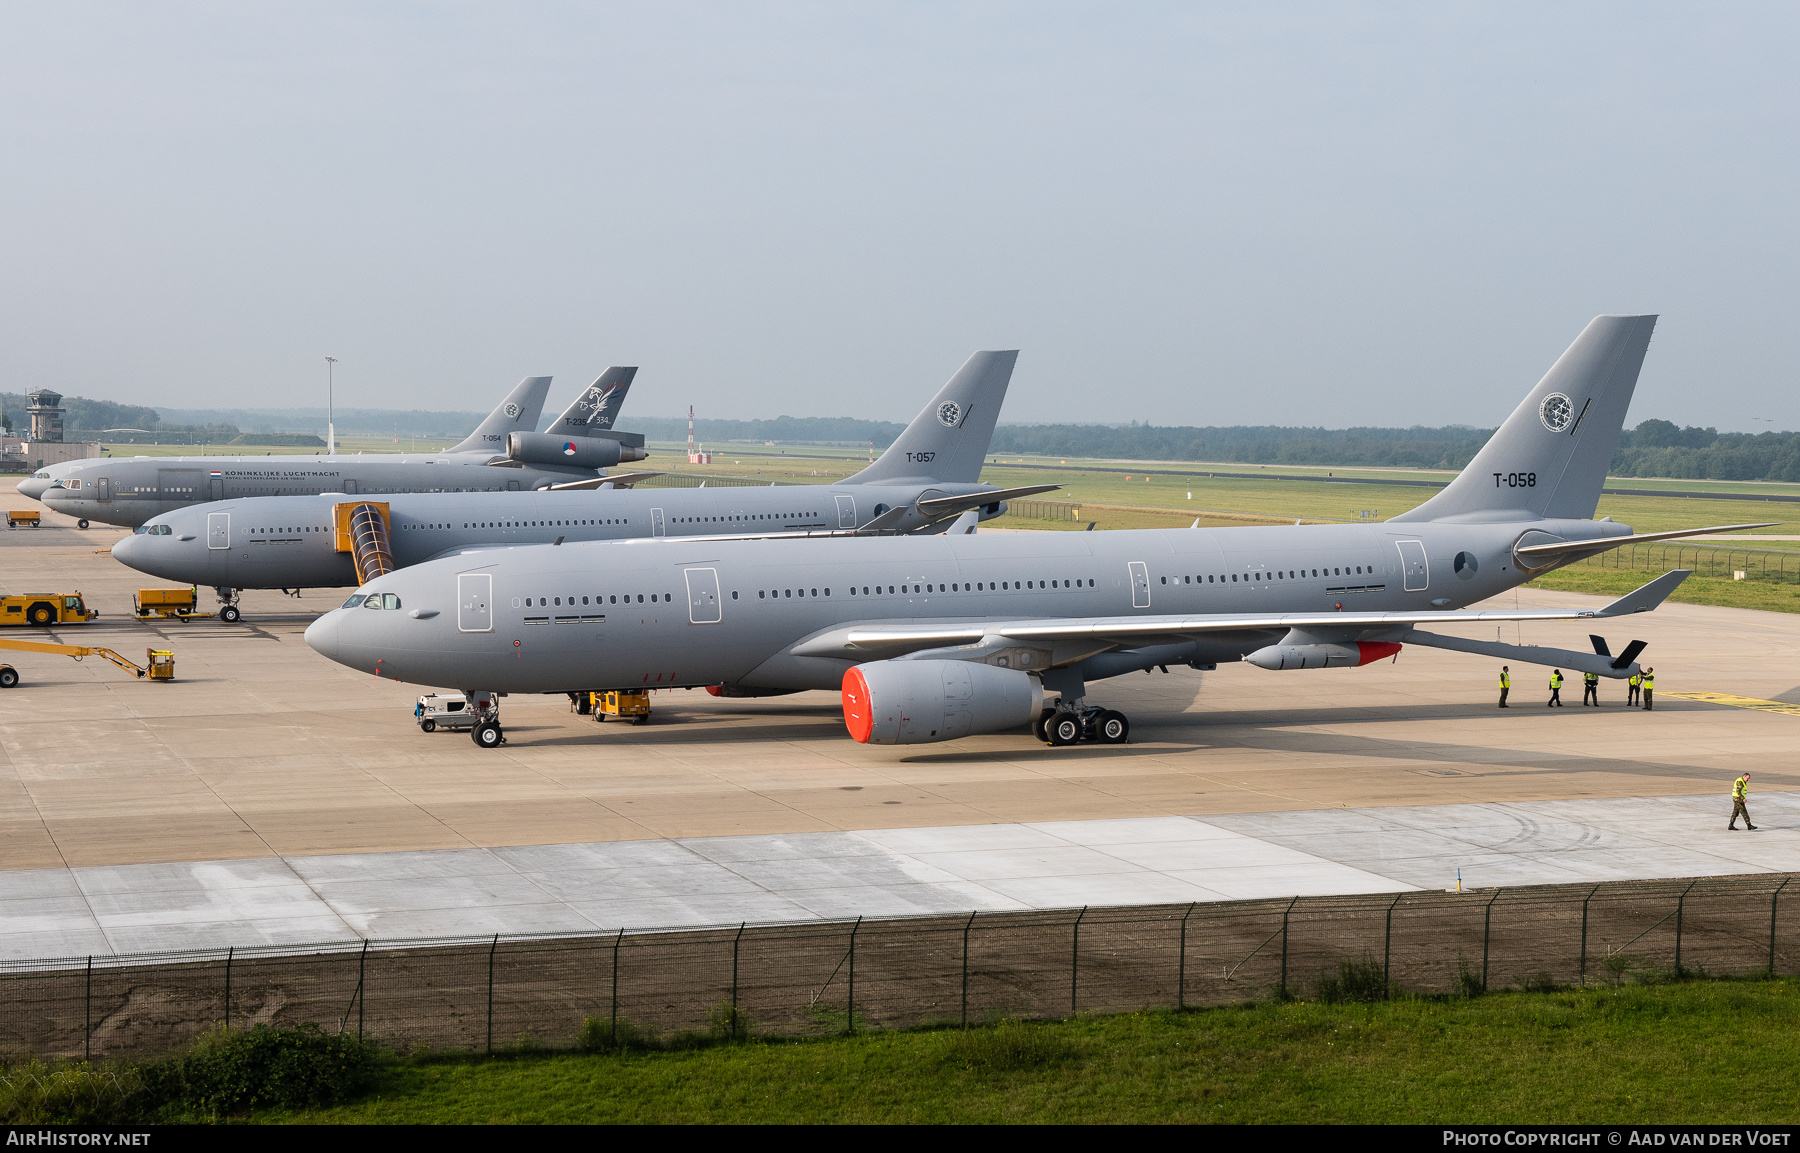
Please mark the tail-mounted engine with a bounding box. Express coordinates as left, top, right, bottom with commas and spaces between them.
505, 431, 649, 470
843, 659, 1045, 744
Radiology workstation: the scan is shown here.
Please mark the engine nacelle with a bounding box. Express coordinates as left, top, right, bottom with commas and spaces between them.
505, 432, 648, 469
843, 659, 1045, 745
1245, 641, 1402, 670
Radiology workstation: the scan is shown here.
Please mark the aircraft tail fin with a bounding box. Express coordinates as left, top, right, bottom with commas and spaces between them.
448, 376, 553, 454
544, 367, 637, 438
1391, 315, 1656, 523
842, 350, 1018, 485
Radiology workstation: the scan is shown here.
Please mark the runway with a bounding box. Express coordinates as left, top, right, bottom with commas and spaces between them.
5, 480, 1800, 960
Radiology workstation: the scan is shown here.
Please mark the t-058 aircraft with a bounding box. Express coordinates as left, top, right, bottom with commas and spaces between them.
304, 316, 1772, 749
111, 351, 1047, 618
34, 369, 648, 529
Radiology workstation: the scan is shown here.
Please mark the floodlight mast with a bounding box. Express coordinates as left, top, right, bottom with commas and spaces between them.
325, 356, 338, 454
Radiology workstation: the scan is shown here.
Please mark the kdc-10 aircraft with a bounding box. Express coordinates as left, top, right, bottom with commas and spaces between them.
34, 369, 649, 529
305, 316, 1771, 749
111, 351, 1049, 619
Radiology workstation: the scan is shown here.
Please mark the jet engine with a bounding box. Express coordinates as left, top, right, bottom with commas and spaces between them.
843, 659, 1045, 745
1244, 641, 1402, 670
504, 432, 649, 469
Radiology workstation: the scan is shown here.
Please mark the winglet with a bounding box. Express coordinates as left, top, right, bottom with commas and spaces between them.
1596, 569, 1690, 616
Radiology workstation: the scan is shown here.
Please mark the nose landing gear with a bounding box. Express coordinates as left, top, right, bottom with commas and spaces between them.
213, 587, 242, 624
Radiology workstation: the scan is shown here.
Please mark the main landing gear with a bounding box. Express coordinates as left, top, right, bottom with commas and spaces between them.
1035, 705, 1130, 746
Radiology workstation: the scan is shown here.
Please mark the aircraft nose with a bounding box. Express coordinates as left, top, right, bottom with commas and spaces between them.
304, 613, 342, 663
111, 534, 142, 564
17, 478, 47, 499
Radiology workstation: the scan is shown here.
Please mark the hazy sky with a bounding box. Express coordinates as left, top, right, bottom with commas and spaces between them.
1, 3, 1794, 430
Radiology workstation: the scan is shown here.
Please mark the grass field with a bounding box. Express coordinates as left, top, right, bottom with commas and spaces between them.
255, 979, 1800, 1124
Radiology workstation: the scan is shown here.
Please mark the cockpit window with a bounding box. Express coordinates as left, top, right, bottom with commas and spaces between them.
33, 471, 49, 479
156, 525, 171, 535
382, 593, 401, 610
133, 525, 149, 535
342, 594, 367, 609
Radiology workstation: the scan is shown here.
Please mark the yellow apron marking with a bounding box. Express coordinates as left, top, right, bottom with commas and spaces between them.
1664, 691, 1800, 717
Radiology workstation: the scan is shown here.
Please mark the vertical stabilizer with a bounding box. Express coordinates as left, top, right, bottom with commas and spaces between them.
544, 367, 637, 438
1392, 315, 1656, 523
842, 350, 1018, 485
447, 376, 553, 455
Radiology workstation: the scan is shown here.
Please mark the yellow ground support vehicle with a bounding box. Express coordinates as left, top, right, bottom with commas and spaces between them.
588, 690, 651, 725
7, 510, 41, 528
133, 587, 214, 621
0, 638, 174, 685
0, 592, 99, 627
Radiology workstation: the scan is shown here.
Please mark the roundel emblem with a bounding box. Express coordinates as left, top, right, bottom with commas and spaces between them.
505, 403, 521, 419
1539, 393, 1574, 432
937, 402, 961, 428
562, 441, 578, 455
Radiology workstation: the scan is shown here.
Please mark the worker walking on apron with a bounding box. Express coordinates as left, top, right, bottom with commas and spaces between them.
1642, 667, 1655, 710
1627, 671, 1642, 706
1547, 670, 1564, 707
1498, 666, 1511, 708
1729, 773, 1756, 830
1582, 671, 1600, 706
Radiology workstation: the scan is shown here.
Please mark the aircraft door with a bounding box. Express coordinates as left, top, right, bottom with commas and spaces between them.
458, 572, 493, 633
97, 477, 110, 503
207, 512, 231, 550
344, 480, 359, 495
1128, 561, 1151, 608
651, 508, 666, 538
1396, 539, 1429, 592
685, 567, 722, 624
505, 479, 519, 491
835, 495, 857, 528
209, 478, 223, 501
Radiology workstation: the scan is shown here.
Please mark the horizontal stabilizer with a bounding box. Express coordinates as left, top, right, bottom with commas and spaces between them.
1596, 569, 1690, 616
545, 471, 662, 491
1515, 523, 1780, 560
914, 483, 1060, 520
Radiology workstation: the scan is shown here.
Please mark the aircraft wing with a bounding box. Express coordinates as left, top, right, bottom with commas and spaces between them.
791, 571, 1690, 658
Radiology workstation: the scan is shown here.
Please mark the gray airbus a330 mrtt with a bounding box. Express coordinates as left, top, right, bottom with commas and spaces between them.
35, 369, 649, 529
306, 316, 1773, 749
111, 351, 1048, 615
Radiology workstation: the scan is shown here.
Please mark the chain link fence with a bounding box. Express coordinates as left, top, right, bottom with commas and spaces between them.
3, 874, 1794, 1060
1568, 541, 1800, 582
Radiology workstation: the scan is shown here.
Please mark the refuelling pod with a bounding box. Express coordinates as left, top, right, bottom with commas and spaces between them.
843, 659, 1045, 745
505, 431, 648, 469
1245, 641, 1402, 670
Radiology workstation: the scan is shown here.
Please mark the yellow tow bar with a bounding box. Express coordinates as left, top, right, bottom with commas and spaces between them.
0, 638, 175, 681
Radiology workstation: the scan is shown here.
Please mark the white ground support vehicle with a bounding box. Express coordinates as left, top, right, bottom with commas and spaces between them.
415, 691, 499, 736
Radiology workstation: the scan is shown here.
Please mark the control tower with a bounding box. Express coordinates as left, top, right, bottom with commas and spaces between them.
25, 389, 64, 443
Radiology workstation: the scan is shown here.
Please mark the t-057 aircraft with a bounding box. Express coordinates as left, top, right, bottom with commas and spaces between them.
34, 369, 649, 529
110, 351, 1048, 619
304, 316, 1773, 749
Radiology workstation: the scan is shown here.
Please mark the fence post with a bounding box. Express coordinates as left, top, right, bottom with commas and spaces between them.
961, 911, 976, 1027
731, 922, 745, 1039
1675, 880, 1697, 975
1071, 906, 1088, 1016
486, 933, 499, 1055
1177, 902, 1196, 1010
224, 946, 233, 1031
1771, 878, 1791, 975
1482, 891, 1499, 990
84, 955, 92, 1063
610, 928, 623, 1045
1280, 897, 1297, 999
846, 916, 862, 1035
1384, 893, 1403, 986
1579, 884, 1600, 986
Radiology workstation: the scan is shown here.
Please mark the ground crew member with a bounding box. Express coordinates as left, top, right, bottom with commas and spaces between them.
1729, 773, 1756, 831
1547, 669, 1563, 707
1627, 670, 1642, 706
1641, 667, 1655, 710
1498, 666, 1511, 708
1582, 671, 1600, 706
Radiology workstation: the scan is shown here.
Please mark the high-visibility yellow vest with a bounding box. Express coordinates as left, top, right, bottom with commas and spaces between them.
1629, 674, 1642, 687
1550, 673, 1563, 688
1584, 673, 1599, 685
1734, 778, 1748, 801
1499, 671, 1510, 688
1643, 672, 1655, 688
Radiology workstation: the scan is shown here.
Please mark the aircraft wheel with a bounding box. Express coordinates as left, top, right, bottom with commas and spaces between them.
1096, 710, 1130, 744
1046, 714, 1083, 746
77, 519, 89, 530
473, 721, 504, 748
219, 605, 241, 624
420, 719, 436, 733
1033, 708, 1056, 743
0, 666, 18, 688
